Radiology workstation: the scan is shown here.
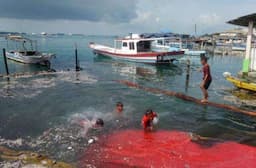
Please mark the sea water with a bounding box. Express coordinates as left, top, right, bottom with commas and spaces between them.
0, 35, 256, 165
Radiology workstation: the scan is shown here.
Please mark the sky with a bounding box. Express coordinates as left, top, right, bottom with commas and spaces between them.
0, 0, 255, 35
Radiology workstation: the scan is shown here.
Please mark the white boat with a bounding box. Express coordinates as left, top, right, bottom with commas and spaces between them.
41, 32, 47, 36
89, 34, 184, 64
182, 49, 206, 56
6, 36, 55, 65
232, 43, 246, 51
152, 38, 206, 56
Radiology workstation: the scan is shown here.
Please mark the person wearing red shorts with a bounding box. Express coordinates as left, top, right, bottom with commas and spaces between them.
200, 55, 212, 103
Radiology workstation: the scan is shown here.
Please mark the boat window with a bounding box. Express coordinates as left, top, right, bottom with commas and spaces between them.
129, 42, 135, 50
123, 42, 128, 47
157, 40, 163, 45
137, 41, 151, 52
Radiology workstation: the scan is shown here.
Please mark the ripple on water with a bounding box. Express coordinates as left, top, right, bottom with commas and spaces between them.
0, 71, 97, 99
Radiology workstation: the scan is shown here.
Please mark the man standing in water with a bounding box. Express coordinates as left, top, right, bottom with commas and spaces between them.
200, 55, 212, 103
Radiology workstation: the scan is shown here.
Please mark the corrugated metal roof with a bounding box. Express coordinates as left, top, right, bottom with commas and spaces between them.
227, 13, 256, 27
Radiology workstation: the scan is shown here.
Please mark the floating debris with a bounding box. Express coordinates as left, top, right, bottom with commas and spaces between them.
88, 139, 94, 144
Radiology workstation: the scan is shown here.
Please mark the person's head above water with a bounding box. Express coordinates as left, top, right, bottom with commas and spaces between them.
145, 109, 153, 116
200, 54, 208, 65
116, 102, 124, 113
95, 118, 104, 127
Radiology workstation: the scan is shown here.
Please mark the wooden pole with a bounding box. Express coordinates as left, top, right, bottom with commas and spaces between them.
75, 43, 80, 71
2, 48, 9, 76
117, 80, 256, 117
185, 59, 190, 92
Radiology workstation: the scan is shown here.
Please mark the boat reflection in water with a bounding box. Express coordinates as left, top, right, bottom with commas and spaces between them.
94, 55, 183, 81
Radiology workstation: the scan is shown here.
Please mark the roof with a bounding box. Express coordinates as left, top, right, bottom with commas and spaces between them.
227, 13, 256, 27
6, 35, 33, 42
115, 37, 181, 42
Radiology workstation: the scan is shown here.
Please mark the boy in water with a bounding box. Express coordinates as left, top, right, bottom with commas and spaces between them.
141, 109, 158, 131
200, 55, 212, 103
78, 118, 104, 128
116, 102, 124, 113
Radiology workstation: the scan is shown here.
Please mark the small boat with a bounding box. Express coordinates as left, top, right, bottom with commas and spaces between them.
152, 38, 206, 56
41, 32, 47, 36
89, 34, 184, 64
232, 43, 246, 51
6, 35, 55, 66
182, 49, 206, 56
223, 72, 256, 92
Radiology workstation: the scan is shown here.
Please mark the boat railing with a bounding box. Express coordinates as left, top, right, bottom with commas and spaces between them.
6, 35, 38, 52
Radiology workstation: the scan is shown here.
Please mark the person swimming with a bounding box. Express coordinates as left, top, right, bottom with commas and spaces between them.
95, 118, 104, 127
116, 102, 124, 113
141, 109, 158, 131
79, 118, 104, 128
74, 117, 104, 136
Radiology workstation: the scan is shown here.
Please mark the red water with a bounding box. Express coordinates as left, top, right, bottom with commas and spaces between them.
81, 130, 256, 168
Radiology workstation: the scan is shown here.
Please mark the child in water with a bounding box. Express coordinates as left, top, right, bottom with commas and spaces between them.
200, 55, 212, 103
78, 118, 104, 128
74, 117, 104, 136
116, 102, 124, 113
141, 109, 158, 131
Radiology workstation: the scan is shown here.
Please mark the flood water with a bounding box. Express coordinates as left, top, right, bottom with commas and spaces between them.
0, 35, 256, 166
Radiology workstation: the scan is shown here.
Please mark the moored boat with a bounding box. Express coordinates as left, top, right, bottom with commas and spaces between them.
151, 37, 206, 56
223, 72, 256, 92
6, 35, 55, 66
89, 34, 184, 64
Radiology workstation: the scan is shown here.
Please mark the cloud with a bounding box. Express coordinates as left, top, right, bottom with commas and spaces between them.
198, 13, 221, 25
0, 0, 138, 23
0, 0, 255, 35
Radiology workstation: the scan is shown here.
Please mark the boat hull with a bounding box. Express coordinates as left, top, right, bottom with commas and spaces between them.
6, 52, 54, 64
90, 44, 184, 64
226, 76, 256, 92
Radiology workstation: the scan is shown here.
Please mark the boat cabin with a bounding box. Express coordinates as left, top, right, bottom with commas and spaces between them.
6, 35, 38, 55
114, 34, 163, 54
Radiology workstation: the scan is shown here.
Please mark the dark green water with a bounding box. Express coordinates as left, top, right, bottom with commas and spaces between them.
0, 35, 256, 163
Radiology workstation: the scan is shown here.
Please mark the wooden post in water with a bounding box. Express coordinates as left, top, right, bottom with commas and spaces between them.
2, 48, 9, 76
75, 43, 80, 71
185, 59, 191, 92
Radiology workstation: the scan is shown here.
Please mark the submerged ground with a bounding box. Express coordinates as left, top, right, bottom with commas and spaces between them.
0, 35, 256, 167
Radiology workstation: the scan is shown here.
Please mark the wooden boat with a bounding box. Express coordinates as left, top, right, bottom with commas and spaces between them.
223, 72, 256, 92
89, 34, 184, 64
6, 35, 55, 65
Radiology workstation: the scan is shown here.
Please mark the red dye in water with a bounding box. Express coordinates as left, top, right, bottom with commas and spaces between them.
80, 130, 256, 168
